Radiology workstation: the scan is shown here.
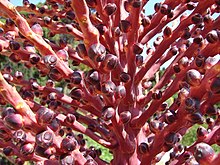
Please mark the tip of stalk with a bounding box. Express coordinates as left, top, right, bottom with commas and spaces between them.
16, 102, 24, 110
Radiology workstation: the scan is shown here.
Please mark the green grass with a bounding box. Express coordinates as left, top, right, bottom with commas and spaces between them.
85, 136, 113, 163
85, 124, 220, 162
181, 124, 220, 153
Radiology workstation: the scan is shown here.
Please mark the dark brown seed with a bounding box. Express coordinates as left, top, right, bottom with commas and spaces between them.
163, 26, 172, 37
119, 111, 131, 124
70, 88, 83, 100
120, 72, 131, 83
4, 114, 23, 130
9, 40, 20, 50
139, 142, 149, 154
102, 106, 115, 121
154, 3, 161, 12
194, 143, 215, 164
133, 43, 144, 54
104, 3, 117, 15
193, 35, 203, 44
119, 20, 131, 33
141, 17, 151, 27
160, 4, 171, 15
206, 30, 219, 43
185, 69, 202, 86
191, 13, 203, 24
186, 2, 196, 10
88, 43, 106, 62
210, 77, 220, 94
132, 0, 142, 8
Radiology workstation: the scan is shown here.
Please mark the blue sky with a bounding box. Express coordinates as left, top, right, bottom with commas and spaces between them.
10, 0, 160, 12
10, 0, 45, 6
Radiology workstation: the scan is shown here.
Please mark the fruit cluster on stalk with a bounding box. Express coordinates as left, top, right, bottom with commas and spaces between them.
0, 0, 220, 164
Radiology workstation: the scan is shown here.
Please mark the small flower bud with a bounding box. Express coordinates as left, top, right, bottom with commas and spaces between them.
88, 43, 106, 62
115, 85, 126, 99
104, 3, 117, 15
65, 114, 76, 124
164, 132, 178, 146
101, 81, 116, 96
5, 18, 14, 26
31, 23, 43, 36
181, 30, 191, 39
210, 77, 220, 94
101, 54, 118, 72
84, 158, 98, 165
133, 43, 144, 54
96, 24, 107, 35
142, 80, 152, 89
206, 104, 218, 116
119, 20, 132, 33
120, 72, 131, 83
29, 53, 41, 64
3, 147, 13, 156
141, 17, 151, 27
206, 30, 219, 43
164, 111, 176, 124
44, 55, 57, 67
13, 129, 26, 144
163, 26, 172, 37
86, 70, 100, 86
160, 4, 171, 15
206, 117, 215, 129
173, 64, 181, 73
76, 43, 87, 58
152, 90, 162, 100
23, 0, 29, 5
193, 35, 203, 44
66, 10, 75, 20
149, 120, 164, 134
70, 88, 83, 100
154, 3, 161, 12
9, 53, 21, 63
195, 55, 206, 68
132, 0, 142, 8
179, 57, 189, 69
191, 13, 203, 24
203, 14, 213, 24
20, 143, 34, 156
197, 126, 208, 140
119, 111, 131, 124
86, 0, 97, 7
102, 106, 115, 121
186, 69, 202, 87
49, 68, 62, 82
61, 136, 78, 152
136, 55, 144, 67
44, 16, 51, 24
187, 112, 204, 124
88, 124, 97, 132
4, 113, 23, 130
46, 79, 55, 87
1, 107, 15, 119
70, 71, 82, 85
186, 2, 196, 10
139, 142, 149, 154
9, 40, 20, 50
36, 107, 55, 126
56, 49, 69, 61
36, 131, 53, 148
60, 154, 75, 165
194, 143, 215, 164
